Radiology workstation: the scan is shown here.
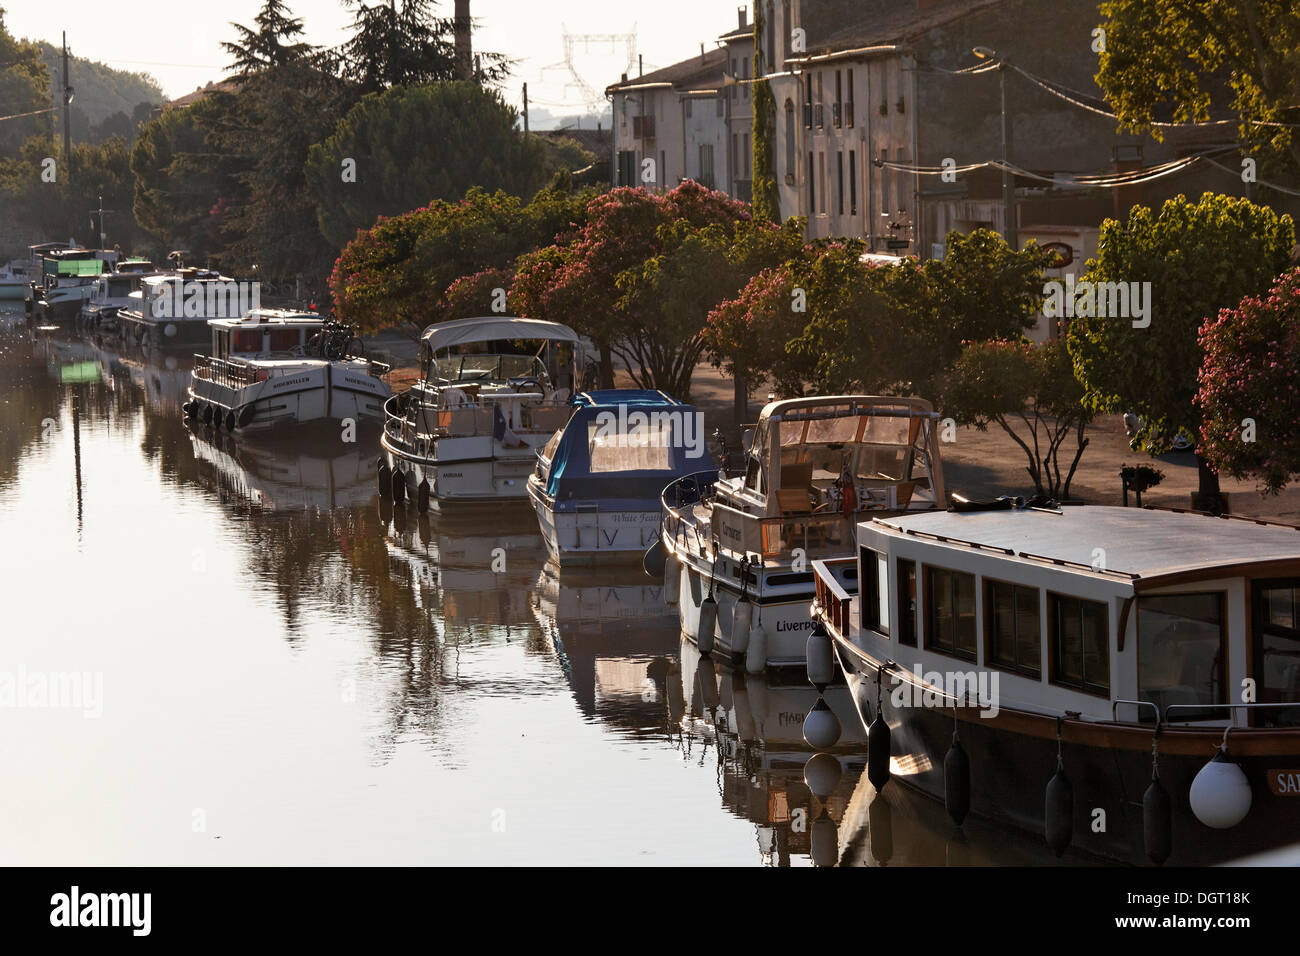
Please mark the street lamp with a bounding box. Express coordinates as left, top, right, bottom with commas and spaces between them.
972, 46, 1016, 249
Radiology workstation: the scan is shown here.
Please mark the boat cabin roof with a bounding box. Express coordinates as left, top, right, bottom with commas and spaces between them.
419, 316, 580, 354
572, 389, 679, 408
209, 309, 323, 330
871, 506, 1300, 590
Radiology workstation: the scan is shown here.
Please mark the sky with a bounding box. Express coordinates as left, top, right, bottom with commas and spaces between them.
6, 0, 749, 126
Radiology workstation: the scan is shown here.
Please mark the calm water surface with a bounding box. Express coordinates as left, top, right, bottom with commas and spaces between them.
0, 314, 1080, 866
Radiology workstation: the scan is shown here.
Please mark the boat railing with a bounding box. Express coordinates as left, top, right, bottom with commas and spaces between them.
192, 354, 264, 389
812, 557, 858, 635
661, 470, 720, 550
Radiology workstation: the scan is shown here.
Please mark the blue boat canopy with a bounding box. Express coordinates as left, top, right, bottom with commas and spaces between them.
539, 391, 715, 507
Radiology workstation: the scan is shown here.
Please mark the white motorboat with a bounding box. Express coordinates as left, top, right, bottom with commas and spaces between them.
78, 265, 155, 330
117, 269, 252, 347
657, 395, 947, 673
184, 310, 391, 433
809, 501, 1300, 865
528, 389, 715, 566
380, 316, 582, 509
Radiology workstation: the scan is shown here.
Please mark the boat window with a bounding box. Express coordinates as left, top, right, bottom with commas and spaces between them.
268, 327, 299, 351
924, 566, 976, 661
744, 455, 764, 495
986, 579, 1042, 678
860, 547, 889, 635
1252, 580, 1300, 726
1049, 593, 1109, 695
587, 420, 673, 472
897, 559, 917, 646
232, 329, 262, 352
1137, 592, 1226, 722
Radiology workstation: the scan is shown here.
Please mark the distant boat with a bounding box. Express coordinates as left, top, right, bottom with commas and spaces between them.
184, 310, 391, 432
117, 269, 249, 347
31, 247, 118, 320
528, 389, 714, 566
380, 316, 583, 508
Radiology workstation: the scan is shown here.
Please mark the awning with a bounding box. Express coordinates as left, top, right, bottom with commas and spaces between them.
420, 316, 580, 354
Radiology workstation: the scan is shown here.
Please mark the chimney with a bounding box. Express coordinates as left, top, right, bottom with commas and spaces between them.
454, 0, 472, 80
700, 42, 705, 63
738, 7, 747, 29
639, 54, 643, 76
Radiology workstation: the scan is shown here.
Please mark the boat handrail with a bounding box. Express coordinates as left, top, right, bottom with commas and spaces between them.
192, 353, 263, 388
1165, 701, 1300, 725
1112, 699, 1161, 725
812, 557, 858, 636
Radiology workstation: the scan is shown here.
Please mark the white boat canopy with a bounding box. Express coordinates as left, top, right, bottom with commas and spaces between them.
419, 316, 581, 354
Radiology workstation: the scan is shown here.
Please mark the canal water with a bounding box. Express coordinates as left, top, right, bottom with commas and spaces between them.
0, 313, 1090, 866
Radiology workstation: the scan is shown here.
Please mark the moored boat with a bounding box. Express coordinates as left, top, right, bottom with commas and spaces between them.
380, 316, 581, 509
810, 501, 1300, 865
184, 310, 391, 433
658, 395, 947, 673
528, 389, 714, 566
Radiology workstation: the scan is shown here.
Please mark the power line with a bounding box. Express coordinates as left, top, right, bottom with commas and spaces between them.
875, 147, 1235, 188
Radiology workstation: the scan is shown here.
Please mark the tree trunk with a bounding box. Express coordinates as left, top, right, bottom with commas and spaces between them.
597, 338, 615, 390
1196, 454, 1221, 497
733, 375, 748, 429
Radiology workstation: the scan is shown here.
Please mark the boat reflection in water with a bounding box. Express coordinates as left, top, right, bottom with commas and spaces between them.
532, 563, 680, 727
187, 425, 379, 512
675, 636, 865, 865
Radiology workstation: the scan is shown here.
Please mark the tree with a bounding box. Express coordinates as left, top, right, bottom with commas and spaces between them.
617, 216, 804, 405
222, 0, 314, 75
440, 266, 514, 321
0, 135, 147, 251
1197, 267, 1300, 493
0, 8, 48, 158
130, 98, 245, 262
330, 183, 594, 336
1066, 193, 1294, 500
306, 82, 553, 250
339, 0, 506, 94
704, 261, 820, 399
943, 338, 1093, 500
789, 229, 1051, 397
510, 181, 752, 398
1096, 0, 1300, 184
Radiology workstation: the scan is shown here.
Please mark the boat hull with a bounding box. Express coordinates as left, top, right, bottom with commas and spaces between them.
528, 479, 662, 565
382, 432, 547, 502
188, 364, 390, 432
833, 637, 1300, 866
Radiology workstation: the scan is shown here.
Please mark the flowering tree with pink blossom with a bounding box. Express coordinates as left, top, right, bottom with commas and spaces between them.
1197, 267, 1300, 494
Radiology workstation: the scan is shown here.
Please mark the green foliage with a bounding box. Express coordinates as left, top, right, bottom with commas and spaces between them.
1096, 0, 1300, 184
0, 135, 146, 251
750, 8, 778, 222
222, 0, 315, 75
130, 98, 245, 261
943, 338, 1092, 499
307, 82, 553, 250
791, 229, 1052, 396
0, 9, 49, 158
331, 183, 596, 336
339, 0, 507, 94
1066, 193, 1294, 477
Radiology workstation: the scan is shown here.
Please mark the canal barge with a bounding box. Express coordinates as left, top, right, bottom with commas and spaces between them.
184, 311, 390, 432
657, 395, 946, 674
810, 502, 1300, 865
